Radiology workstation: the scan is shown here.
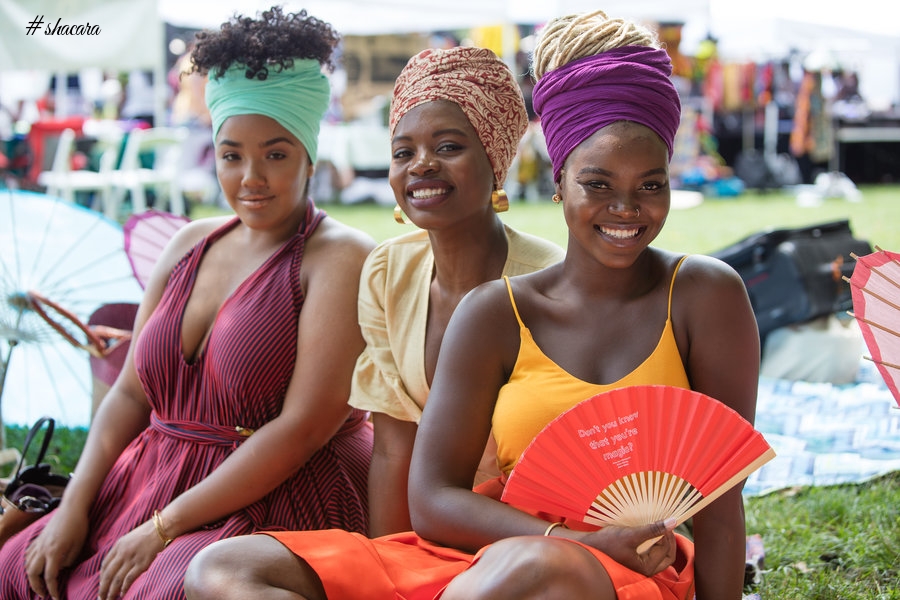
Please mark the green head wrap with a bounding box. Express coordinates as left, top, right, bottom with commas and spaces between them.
206, 59, 330, 163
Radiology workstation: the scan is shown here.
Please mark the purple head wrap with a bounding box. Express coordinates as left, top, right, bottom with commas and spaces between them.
532, 45, 681, 182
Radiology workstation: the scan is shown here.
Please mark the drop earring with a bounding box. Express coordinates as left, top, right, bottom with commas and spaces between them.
491, 189, 509, 213
393, 205, 407, 225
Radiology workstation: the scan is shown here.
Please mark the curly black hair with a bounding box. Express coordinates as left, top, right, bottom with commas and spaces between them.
189, 5, 340, 81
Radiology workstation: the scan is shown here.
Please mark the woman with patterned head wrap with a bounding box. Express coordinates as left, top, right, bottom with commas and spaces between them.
183, 44, 563, 600
359, 46, 563, 538
0, 7, 376, 600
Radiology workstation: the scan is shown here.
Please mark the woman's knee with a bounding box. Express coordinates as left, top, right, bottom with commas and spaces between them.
185, 537, 255, 599
443, 536, 614, 600
185, 534, 327, 600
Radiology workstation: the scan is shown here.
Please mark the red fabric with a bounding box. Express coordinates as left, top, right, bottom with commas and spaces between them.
269, 477, 694, 600
267, 530, 473, 600
26, 116, 85, 182
267, 528, 693, 600
571, 535, 694, 600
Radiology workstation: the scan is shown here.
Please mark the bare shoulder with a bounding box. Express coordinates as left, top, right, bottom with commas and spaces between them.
156, 216, 230, 270
306, 216, 377, 263
459, 276, 517, 316
672, 253, 747, 297
302, 217, 376, 285
442, 276, 523, 370
449, 277, 522, 339
670, 252, 757, 337
451, 268, 556, 339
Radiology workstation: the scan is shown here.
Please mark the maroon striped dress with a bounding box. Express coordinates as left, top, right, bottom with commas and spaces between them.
0, 202, 372, 599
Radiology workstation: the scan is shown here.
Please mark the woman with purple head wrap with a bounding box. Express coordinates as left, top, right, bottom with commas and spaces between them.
401, 10, 754, 600
533, 44, 682, 183
424, 11, 758, 600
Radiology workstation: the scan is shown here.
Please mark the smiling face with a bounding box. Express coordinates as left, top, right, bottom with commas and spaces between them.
558, 120, 671, 268
388, 100, 495, 231
215, 114, 312, 230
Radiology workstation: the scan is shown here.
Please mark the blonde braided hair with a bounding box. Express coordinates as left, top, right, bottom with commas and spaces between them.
531, 10, 661, 80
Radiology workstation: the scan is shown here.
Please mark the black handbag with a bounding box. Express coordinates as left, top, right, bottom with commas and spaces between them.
0, 416, 71, 549
711, 220, 872, 345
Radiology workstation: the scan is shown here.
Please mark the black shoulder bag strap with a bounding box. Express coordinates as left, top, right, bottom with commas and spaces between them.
11, 416, 56, 481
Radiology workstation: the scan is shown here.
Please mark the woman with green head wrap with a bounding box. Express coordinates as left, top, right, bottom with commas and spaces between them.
2, 7, 375, 600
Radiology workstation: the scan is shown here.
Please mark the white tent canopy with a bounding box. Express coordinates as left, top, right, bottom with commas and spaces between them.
1, 1, 896, 119
158, 0, 899, 107
157, 0, 711, 33
0, 0, 163, 72
0, 0, 166, 124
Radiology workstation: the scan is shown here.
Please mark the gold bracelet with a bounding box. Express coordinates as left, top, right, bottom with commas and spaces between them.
543, 521, 566, 537
152, 510, 174, 547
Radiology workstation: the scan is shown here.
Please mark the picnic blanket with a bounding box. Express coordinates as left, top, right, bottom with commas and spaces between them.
744, 359, 900, 497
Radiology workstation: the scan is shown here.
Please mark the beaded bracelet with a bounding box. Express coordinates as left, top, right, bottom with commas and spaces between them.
543, 521, 566, 537
152, 510, 174, 547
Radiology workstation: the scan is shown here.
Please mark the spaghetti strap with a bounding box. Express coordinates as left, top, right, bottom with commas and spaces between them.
667, 255, 689, 320
502, 276, 526, 328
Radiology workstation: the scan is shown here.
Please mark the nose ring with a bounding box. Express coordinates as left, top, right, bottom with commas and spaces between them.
611, 204, 640, 217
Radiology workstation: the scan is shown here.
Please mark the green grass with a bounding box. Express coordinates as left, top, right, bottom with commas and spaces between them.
654, 185, 900, 256
1, 425, 87, 480
744, 472, 900, 599
7, 184, 898, 597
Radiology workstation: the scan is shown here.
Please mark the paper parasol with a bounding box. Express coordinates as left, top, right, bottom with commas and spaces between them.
845, 246, 900, 406
501, 385, 775, 551
123, 209, 190, 289
1, 190, 143, 432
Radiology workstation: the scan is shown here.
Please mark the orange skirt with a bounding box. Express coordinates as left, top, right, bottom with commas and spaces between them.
265, 529, 694, 600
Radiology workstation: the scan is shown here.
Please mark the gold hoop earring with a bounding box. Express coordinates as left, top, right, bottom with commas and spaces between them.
552, 194, 562, 204
393, 205, 407, 225
491, 189, 509, 213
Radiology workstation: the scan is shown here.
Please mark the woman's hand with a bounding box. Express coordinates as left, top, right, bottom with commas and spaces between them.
580, 519, 677, 576
97, 519, 167, 600
25, 508, 90, 600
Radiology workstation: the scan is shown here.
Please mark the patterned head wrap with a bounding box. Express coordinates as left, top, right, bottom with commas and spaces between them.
532, 45, 681, 182
389, 46, 528, 188
206, 59, 330, 163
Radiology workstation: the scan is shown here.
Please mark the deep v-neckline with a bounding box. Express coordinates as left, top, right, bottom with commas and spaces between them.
178, 218, 294, 365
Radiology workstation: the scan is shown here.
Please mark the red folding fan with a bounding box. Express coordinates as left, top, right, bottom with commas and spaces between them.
501, 385, 775, 552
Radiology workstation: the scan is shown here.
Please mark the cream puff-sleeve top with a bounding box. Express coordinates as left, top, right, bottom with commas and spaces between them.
348, 225, 564, 423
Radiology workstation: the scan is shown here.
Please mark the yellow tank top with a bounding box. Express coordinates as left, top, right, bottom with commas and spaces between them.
493, 256, 691, 475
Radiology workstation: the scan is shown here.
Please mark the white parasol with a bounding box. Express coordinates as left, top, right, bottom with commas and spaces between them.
0, 190, 143, 442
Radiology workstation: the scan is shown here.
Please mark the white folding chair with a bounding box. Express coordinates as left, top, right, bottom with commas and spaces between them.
37, 129, 121, 213
107, 127, 190, 217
